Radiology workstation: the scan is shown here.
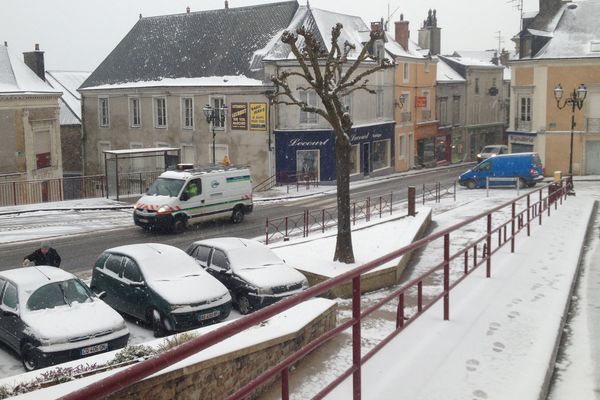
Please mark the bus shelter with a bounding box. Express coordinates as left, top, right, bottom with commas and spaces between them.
103, 147, 180, 200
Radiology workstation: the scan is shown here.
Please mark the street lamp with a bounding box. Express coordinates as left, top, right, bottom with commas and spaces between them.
553, 83, 587, 194
203, 104, 228, 165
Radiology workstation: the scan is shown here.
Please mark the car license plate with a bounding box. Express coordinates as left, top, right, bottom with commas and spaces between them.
80, 343, 108, 356
199, 310, 220, 321
139, 218, 149, 223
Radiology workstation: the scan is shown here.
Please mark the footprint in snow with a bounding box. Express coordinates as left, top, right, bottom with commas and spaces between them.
472, 389, 488, 399
492, 342, 506, 352
466, 359, 480, 371
508, 311, 520, 319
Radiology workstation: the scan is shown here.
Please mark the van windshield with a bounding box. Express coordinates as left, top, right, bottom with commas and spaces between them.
147, 178, 185, 197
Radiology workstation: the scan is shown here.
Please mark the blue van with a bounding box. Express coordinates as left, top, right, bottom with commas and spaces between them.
459, 152, 544, 189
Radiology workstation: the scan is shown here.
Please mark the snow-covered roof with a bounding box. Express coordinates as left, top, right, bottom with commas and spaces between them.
533, 0, 600, 59
82, 75, 264, 91
383, 33, 425, 60
436, 58, 465, 83
263, 6, 372, 61
45, 71, 90, 125
81, 1, 299, 89
441, 55, 498, 68
0, 46, 61, 96
0, 266, 75, 299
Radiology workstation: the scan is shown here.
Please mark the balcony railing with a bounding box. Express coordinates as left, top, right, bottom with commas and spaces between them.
421, 109, 431, 121
400, 111, 412, 123
515, 119, 532, 132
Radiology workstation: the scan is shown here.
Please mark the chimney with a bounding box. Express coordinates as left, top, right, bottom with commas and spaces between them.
186, 6, 190, 13
3, 41, 7, 47
23, 44, 45, 81
395, 14, 410, 51
224, 0, 229, 9
418, 9, 441, 55
499, 48, 510, 66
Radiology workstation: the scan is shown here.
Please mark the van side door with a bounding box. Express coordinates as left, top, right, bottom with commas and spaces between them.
474, 160, 493, 186
181, 178, 204, 219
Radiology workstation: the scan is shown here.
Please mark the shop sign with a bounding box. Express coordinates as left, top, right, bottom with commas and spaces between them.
230, 103, 248, 130
289, 138, 330, 147
509, 135, 535, 144
416, 96, 427, 107
249, 103, 267, 131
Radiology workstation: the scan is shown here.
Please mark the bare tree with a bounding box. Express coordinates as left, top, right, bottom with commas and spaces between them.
270, 23, 392, 263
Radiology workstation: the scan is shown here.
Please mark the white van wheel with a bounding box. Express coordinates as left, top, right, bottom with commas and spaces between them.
172, 218, 187, 234
231, 207, 244, 224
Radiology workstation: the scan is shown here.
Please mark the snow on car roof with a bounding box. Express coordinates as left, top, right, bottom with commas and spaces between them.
105, 243, 200, 280
193, 237, 283, 268
0, 266, 76, 297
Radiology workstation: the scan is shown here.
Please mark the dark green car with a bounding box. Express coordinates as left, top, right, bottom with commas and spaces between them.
90, 243, 232, 337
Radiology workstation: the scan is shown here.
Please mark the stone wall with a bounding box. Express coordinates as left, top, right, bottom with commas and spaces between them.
299, 210, 432, 299
108, 303, 337, 400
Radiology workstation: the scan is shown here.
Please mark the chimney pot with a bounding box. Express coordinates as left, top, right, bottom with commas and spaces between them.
186, 6, 190, 13
3, 41, 7, 47
225, 0, 229, 9
35, 43, 39, 51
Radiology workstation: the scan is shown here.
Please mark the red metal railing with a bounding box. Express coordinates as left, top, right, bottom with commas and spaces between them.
265, 193, 393, 244
62, 180, 569, 400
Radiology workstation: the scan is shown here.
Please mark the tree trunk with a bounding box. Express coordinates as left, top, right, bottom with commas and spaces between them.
333, 131, 355, 263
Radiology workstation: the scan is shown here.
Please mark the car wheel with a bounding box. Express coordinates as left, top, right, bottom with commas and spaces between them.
172, 217, 187, 234
528, 182, 536, 188
466, 180, 477, 190
21, 342, 38, 372
518, 178, 527, 189
237, 295, 252, 315
151, 309, 168, 337
231, 207, 244, 224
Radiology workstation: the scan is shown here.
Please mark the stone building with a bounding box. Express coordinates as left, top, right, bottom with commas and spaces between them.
510, 0, 600, 175
0, 43, 62, 185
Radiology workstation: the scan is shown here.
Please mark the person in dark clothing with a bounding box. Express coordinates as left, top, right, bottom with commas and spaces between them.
23, 241, 61, 267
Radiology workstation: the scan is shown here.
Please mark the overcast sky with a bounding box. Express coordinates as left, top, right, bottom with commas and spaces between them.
1, 0, 538, 72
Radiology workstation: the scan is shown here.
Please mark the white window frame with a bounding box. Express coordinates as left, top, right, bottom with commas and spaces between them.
181, 143, 195, 164
372, 139, 391, 170
299, 90, 318, 124
520, 96, 532, 122
349, 144, 360, 175
98, 97, 110, 127
403, 63, 409, 83
98, 141, 111, 173
181, 97, 194, 129
343, 93, 353, 119
128, 97, 141, 128
153, 96, 168, 128
398, 134, 406, 160
209, 144, 229, 164
209, 96, 226, 130
376, 88, 384, 119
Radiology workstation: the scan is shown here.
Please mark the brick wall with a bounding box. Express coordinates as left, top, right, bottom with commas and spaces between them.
108, 304, 337, 400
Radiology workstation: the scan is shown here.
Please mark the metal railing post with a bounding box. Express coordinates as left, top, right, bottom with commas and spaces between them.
487, 214, 492, 278
322, 209, 325, 233
265, 218, 269, 245
444, 233, 450, 321
282, 368, 289, 400
352, 276, 362, 400
538, 189, 542, 225
511, 202, 516, 253
390, 192, 393, 215
527, 194, 531, 236
396, 293, 404, 329
408, 187, 416, 216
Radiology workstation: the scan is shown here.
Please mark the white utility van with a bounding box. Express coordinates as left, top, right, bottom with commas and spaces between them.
133, 164, 253, 233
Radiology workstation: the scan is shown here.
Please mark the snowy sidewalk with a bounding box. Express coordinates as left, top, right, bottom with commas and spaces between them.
328, 195, 595, 400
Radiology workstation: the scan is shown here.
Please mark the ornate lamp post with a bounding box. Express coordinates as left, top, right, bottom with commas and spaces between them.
203, 104, 228, 165
553, 83, 587, 194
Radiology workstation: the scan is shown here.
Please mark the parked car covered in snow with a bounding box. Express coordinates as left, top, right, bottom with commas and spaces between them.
186, 238, 308, 314
476, 144, 508, 163
0, 266, 129, 371
90, 243, 232, 337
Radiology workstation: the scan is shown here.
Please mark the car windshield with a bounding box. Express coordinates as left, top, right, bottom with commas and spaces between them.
227, 245, 283, 270
26, 279, 93, 311
482, 146, 500, 153
146, 178, 185, 197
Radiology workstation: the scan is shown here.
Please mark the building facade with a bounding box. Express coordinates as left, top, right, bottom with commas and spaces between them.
0, 44, 62, 185
79, 2, 301, 184
510, 0, 600, 175
264, 9, 397, 182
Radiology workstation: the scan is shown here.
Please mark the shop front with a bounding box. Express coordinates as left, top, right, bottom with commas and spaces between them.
275, 122, 395, 182
507, 131, 536, 153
